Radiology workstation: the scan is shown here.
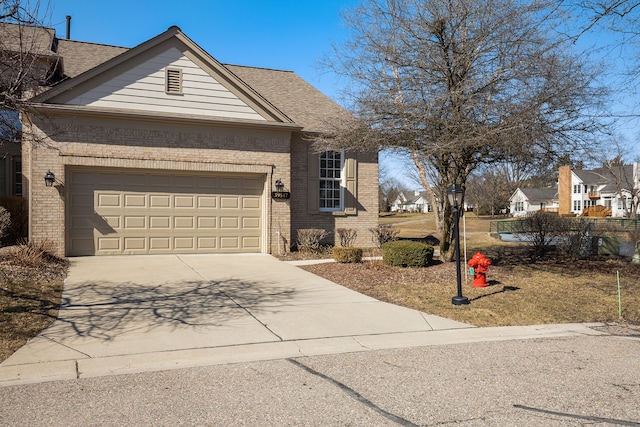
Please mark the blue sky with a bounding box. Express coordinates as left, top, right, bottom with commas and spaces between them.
45, 0, 640, 187
48, 0, 358, 101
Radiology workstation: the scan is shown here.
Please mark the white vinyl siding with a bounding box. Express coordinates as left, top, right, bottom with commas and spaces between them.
64, 47, 266, 121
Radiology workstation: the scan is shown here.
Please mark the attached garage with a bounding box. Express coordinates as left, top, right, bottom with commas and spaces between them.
67, 168, 265, 256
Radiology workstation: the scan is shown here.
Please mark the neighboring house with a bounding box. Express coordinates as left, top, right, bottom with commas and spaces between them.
13, 24, 378, 256
509, 187, 558, 217
558, 165, 639, 218
390, 191, 432, 213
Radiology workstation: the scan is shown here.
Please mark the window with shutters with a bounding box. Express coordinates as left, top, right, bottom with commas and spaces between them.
165, 68, 183, 94
319, 150, 343, 211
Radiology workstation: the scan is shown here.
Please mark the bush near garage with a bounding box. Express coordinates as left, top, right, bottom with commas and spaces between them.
332, 246, 363, 263
382, 240, 434, 268
0, 196, 28, 245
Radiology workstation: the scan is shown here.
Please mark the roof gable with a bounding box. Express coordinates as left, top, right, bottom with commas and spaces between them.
33, 27, 292, 124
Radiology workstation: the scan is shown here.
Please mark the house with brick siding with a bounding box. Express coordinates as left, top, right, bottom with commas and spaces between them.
14, 25, 378, 256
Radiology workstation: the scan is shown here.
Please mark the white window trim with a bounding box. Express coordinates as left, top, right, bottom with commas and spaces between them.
319, 150, 344, 212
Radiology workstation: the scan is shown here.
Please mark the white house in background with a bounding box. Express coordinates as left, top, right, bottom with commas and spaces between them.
390, 190, 432, 213
558, 164, 640, 217
509, 187, 558, 217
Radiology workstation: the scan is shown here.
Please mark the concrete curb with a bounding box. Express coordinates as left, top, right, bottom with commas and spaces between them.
0, 323, 606, 387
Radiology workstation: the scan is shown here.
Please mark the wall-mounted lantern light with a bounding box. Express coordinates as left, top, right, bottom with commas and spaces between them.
44, 170, 56, 187
272, 178, 290, 199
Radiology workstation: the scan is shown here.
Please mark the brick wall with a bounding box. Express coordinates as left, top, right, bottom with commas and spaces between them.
25, 113, 293, 256
290, 136, 379, 250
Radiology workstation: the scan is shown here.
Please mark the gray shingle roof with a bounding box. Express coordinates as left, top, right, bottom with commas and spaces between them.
573, 169, 608, 185
56, 39, 128, 78
520, 188, 557, 201
225, 65, 347, 132
0, 23, 56, 54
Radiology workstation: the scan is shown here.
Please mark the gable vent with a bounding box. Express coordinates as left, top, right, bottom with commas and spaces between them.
165, 68, 183, 94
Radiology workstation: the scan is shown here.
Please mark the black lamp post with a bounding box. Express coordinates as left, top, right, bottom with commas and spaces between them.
447, 184, 469, 306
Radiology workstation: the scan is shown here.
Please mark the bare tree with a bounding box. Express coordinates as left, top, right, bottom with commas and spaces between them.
1, 1, 54, 144
315, 0, 608, 259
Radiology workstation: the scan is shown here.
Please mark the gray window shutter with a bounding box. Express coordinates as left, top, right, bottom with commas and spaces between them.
307, 149, 319, 213
344, 153, 357, 215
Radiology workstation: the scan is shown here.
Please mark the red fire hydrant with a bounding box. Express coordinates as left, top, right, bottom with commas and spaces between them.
468, 252, 491, 287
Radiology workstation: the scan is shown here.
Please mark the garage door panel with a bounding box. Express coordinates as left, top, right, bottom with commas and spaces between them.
103, 216, 121, 229
219, 177, 240, 190
198, 196, 216, 208
71, 194, 94, 208
174, 237, 195, 249
150, 195, 171, 208
68, 169, 263, 255
98, 237, 121, 251
123, 237, 146, 251
242, 237, 261, 249
150, 216, 171, 229
242, 197, 260, 209
220, 197, 239, 209
124, 194, 146, 208
197, 176, 217, 189
128, 174, 147, 187
98, 194, 121, 208
242, 217, 260, 229
243, 177, 264, 191
124, 216, 146, 229
220, 217, 239, 229
197, 217, 217, 228
149, 237, 170, 250
100, 173, 122, 186
220, 237, 239, 249
174, 195, 195, 208
174, 217, 195, 229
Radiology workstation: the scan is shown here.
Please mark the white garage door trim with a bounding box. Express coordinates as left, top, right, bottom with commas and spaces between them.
67, 167, 266, 256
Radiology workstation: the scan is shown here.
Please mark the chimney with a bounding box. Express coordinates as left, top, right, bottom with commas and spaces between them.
65, 15, 71, 39
558, 165, 572, 216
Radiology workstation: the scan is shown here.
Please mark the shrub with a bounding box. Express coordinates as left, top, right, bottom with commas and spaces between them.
10, 239, 57, 267
560, 218, 595, 259
382, 240, 434, 268
0, 207, 11, 246
370, 225, 399, 248
336, 228, 357, 247
518, 211, 571, 258
332, 246, 363, 263
0, 196, 28, 245
296, 228, 327, 253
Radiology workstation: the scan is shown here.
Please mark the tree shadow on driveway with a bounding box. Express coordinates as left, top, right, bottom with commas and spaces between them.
51, 278, 296, 342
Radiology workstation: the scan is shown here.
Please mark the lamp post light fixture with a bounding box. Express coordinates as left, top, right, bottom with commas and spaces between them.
447, 183, 470, 306
44, 170, 56, 187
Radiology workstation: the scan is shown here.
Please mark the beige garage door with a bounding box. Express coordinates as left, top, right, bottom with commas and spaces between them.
68, 168, 264, 256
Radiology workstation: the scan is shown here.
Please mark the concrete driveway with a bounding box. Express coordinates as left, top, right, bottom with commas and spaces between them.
1, 254, 476, 385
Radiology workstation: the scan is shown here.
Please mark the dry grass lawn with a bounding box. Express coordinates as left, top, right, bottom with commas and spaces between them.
0, 247, 67, 362
302, 214, 640, 327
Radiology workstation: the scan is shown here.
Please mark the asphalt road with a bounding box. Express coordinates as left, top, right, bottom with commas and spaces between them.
1, 334, 639, 426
